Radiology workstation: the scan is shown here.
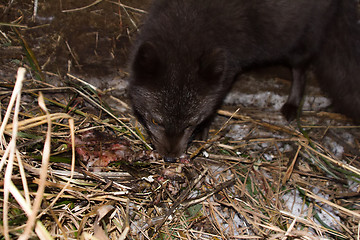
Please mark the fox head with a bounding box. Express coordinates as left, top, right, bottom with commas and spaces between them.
128, 41, 233, 161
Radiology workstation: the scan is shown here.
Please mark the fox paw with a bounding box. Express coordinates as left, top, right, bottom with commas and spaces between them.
281, 103, 299, 122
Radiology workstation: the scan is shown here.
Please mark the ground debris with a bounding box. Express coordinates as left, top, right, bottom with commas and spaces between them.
0, 1, 360, 239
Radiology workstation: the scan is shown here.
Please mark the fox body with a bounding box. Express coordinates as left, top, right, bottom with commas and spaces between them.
128, 0, 360, 161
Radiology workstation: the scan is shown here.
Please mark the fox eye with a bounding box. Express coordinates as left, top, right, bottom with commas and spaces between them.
151, 119, 159, 125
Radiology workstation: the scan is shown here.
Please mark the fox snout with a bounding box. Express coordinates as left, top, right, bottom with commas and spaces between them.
150, 129, 194, 162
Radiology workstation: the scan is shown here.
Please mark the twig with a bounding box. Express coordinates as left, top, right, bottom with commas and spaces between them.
62, 0, 103, 13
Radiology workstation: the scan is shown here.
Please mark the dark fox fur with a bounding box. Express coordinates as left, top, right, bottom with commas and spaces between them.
128, 0, 360, 161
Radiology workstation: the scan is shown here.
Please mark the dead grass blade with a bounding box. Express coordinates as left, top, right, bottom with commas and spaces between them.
61, 0, 103, 13
19, 92, 52, 240
301, 187, 360, 219
2, 67, 26, 240
299, 140, 360, 177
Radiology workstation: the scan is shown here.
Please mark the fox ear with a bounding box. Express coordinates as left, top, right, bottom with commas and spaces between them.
133, 41, 161, 79
199, 48, 226, 83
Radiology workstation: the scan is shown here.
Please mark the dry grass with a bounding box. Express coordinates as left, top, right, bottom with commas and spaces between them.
1, 1, 360, 240
0, 65, 359, 239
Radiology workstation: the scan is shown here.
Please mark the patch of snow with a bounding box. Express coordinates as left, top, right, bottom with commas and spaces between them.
261, 142, 270, 148
263, 153, 274, 161
282, 189, 308, 217
203, 196, 245, 237
312, 188, 341, 230
282, 189, 341, 231
224, 89, 331, 112
347, 180, 359, 192
202, 151, 209, 158
224, 91, 286, 110
279, 143, 293, 153
340, 131, 355, 147
323, 136, 345, 157
233, 213, 247, 228
303, 96, 331, 111
207, 164, 226, 175
226, 124, 250, 140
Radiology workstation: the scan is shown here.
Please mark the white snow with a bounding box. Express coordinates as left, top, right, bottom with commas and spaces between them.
225, 124, 250, 140
323, 136, 345, 157
224, 91, 286, 110
282, 189, 341, 231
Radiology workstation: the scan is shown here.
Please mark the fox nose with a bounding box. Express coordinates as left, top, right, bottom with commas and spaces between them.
164, 156, 177, 163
